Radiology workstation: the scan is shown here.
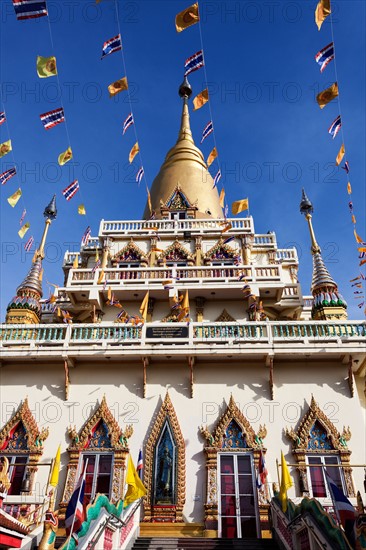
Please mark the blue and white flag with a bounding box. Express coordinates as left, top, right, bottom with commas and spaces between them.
101, 34, 122, 59
12, 0, 48, 20
328, 115, 341, 139
40, 107, 65, 130
201, 120, 213, 143
136, 167, 144, 184
123, 113, 134, 135
0, 111, 6, 125
0, 167, 16, 185
62, 179, 79, 201
184, 50, 204, 76
315, 42, 334, 73
213, 169, 221, 188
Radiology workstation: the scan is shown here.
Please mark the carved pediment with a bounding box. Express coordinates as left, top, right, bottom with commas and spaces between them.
204, 238, 238, 263
285, 396, 351, 452
163, 185, 193, 211
158, 239, 194, 263
0, 398, 48, 453
200, 395, 266, 449
215, 309, 236, 322
112, 239, 148, 264
67, 396, 132, 451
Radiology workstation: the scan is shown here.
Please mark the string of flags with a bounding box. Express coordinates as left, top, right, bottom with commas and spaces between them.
313, 0, 365, 313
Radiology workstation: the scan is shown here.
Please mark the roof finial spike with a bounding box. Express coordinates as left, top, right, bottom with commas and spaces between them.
299, 189, 320, 254
177, 76, 193, 143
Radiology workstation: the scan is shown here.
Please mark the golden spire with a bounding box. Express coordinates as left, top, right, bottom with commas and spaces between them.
5, 195, 57, 324
300, 189, 347, 320
143, 78, 224, 220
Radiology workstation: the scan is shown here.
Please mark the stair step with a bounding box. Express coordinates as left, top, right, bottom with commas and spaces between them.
131, 537, 278, 550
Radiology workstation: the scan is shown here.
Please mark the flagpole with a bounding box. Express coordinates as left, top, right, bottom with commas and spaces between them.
66, 458, 88, 550
276, 458, 280, 487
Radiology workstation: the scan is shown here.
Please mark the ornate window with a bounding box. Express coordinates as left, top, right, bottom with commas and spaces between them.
203, 239, 241, 266
285, 396, 355, 498
111, 239, 148, 268
143, 392, 185, 522
0, 399, 48, 496
60, 397, 132, 515
200, 395, 268, 538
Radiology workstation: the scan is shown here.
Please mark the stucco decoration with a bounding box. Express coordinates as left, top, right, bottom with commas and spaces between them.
111, 239, 148, 265
285, 395, 355, 497
0, 399, 49, 494
203, 238, 238, 264
157, 239, 194, 265
143, 392, 186, 523
215, 309, 236, 322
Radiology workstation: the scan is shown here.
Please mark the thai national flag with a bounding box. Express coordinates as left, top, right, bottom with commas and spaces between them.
184, 50, 204, 76
12, 0, 48, 20
19, 208, 27, 225
81, 226, 91, 246
201, 121, 213, 143
40, 107, 65, 130
136, 167, 144, 184
315, 42, 334, 73
137, 449, 143, 479
256, 450, 268, 488
0, 167, 17, 185
92, 259, 101, 273
101, 34, 122, 59
325, 472, 356, 529
24, 236, 34, 252
342, 161, 350, 174
123, 113, 134, 135
0, 111, 6, 125
65, 463, 87, 538
328, 115, 341, 139
213, 169, 221, 188
62, 180, 79, 201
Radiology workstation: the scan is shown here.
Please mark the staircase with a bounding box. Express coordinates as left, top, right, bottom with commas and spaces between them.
131, 537, 279, 549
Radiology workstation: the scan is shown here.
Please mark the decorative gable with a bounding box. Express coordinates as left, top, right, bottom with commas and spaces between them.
158, 239, 194, 263
0, 399, 49, 454
204, 238, 239, 263
215, 309, 236, 322
112, 239, 148, 265
164, 185, 192, 210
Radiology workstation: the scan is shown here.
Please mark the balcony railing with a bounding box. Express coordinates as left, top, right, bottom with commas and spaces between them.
99, 217, 254, 235
1, 321, 365, 353
67, 265, 283, 287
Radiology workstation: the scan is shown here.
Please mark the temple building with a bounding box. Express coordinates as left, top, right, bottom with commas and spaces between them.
0, 79, 365, 550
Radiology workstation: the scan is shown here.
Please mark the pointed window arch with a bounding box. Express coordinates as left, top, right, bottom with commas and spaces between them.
203, 238, 240, 266
143, 393, 185, 522
157, 239, 194, 266
111, 239, 148, 269
0, 399, 49, 495
59, 397, 132, 510
285, 396, 355, 498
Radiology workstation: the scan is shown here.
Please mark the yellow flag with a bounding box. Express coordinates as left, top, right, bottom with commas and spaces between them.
78, 204, 86, 215
49, 444, 61, 487
97, 270, 104, 284
232, 198, 249, 215
7, 188, 22, 207
316, 82, 338, 109
182, 290, 189, 311
351, 215, 356, 224
335, 144, 345, 166
108, 77, 128, 97
139, 291, 149, 322
354, 229, 364, 244
347, 182, 352, 195
279, 451, 293, 513
219, 188, 225, 208
58, 147, 73, 166
315, 0, 331, 30
37, 55, 57, 78
129, 142, 140, 163
124, 456, 147, 506
0, 140, 12, 158
193, 89, 209, 111
175, 2, 199, 32
39, 268, 44, 282
95, 250, 99, 262
18, 222, 30, 239
147, 188, 152, 215
73, 255, 78, 269
206, 147, 218, 167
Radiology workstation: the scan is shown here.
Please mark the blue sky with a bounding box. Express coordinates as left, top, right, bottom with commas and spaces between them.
0, 0, 365, 319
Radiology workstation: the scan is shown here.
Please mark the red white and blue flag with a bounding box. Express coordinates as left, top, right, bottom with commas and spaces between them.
184, 50, 204, 76
136, 167, 144, 184
256, 450, 268, 488
137, 449, 143, 479
0, 167, 17, 185
328, 115, 341, 139
40, 107, 65, 130
212, 169, 221, 188
62, 180, 79, 201
123, 113, 134, 135
101, 34, 122, 59
19, 208, 27, 225
0, 111, 6, 125
342, 161, 350, 174
81, 226, 91, 246
24, 235, 34, 252
65, 463, 87, 538
92, 259, 101, 273
201, 121, 213, 143
315, 42, 334, 73
12, 0, 48, 20
325, 472, 356, 529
